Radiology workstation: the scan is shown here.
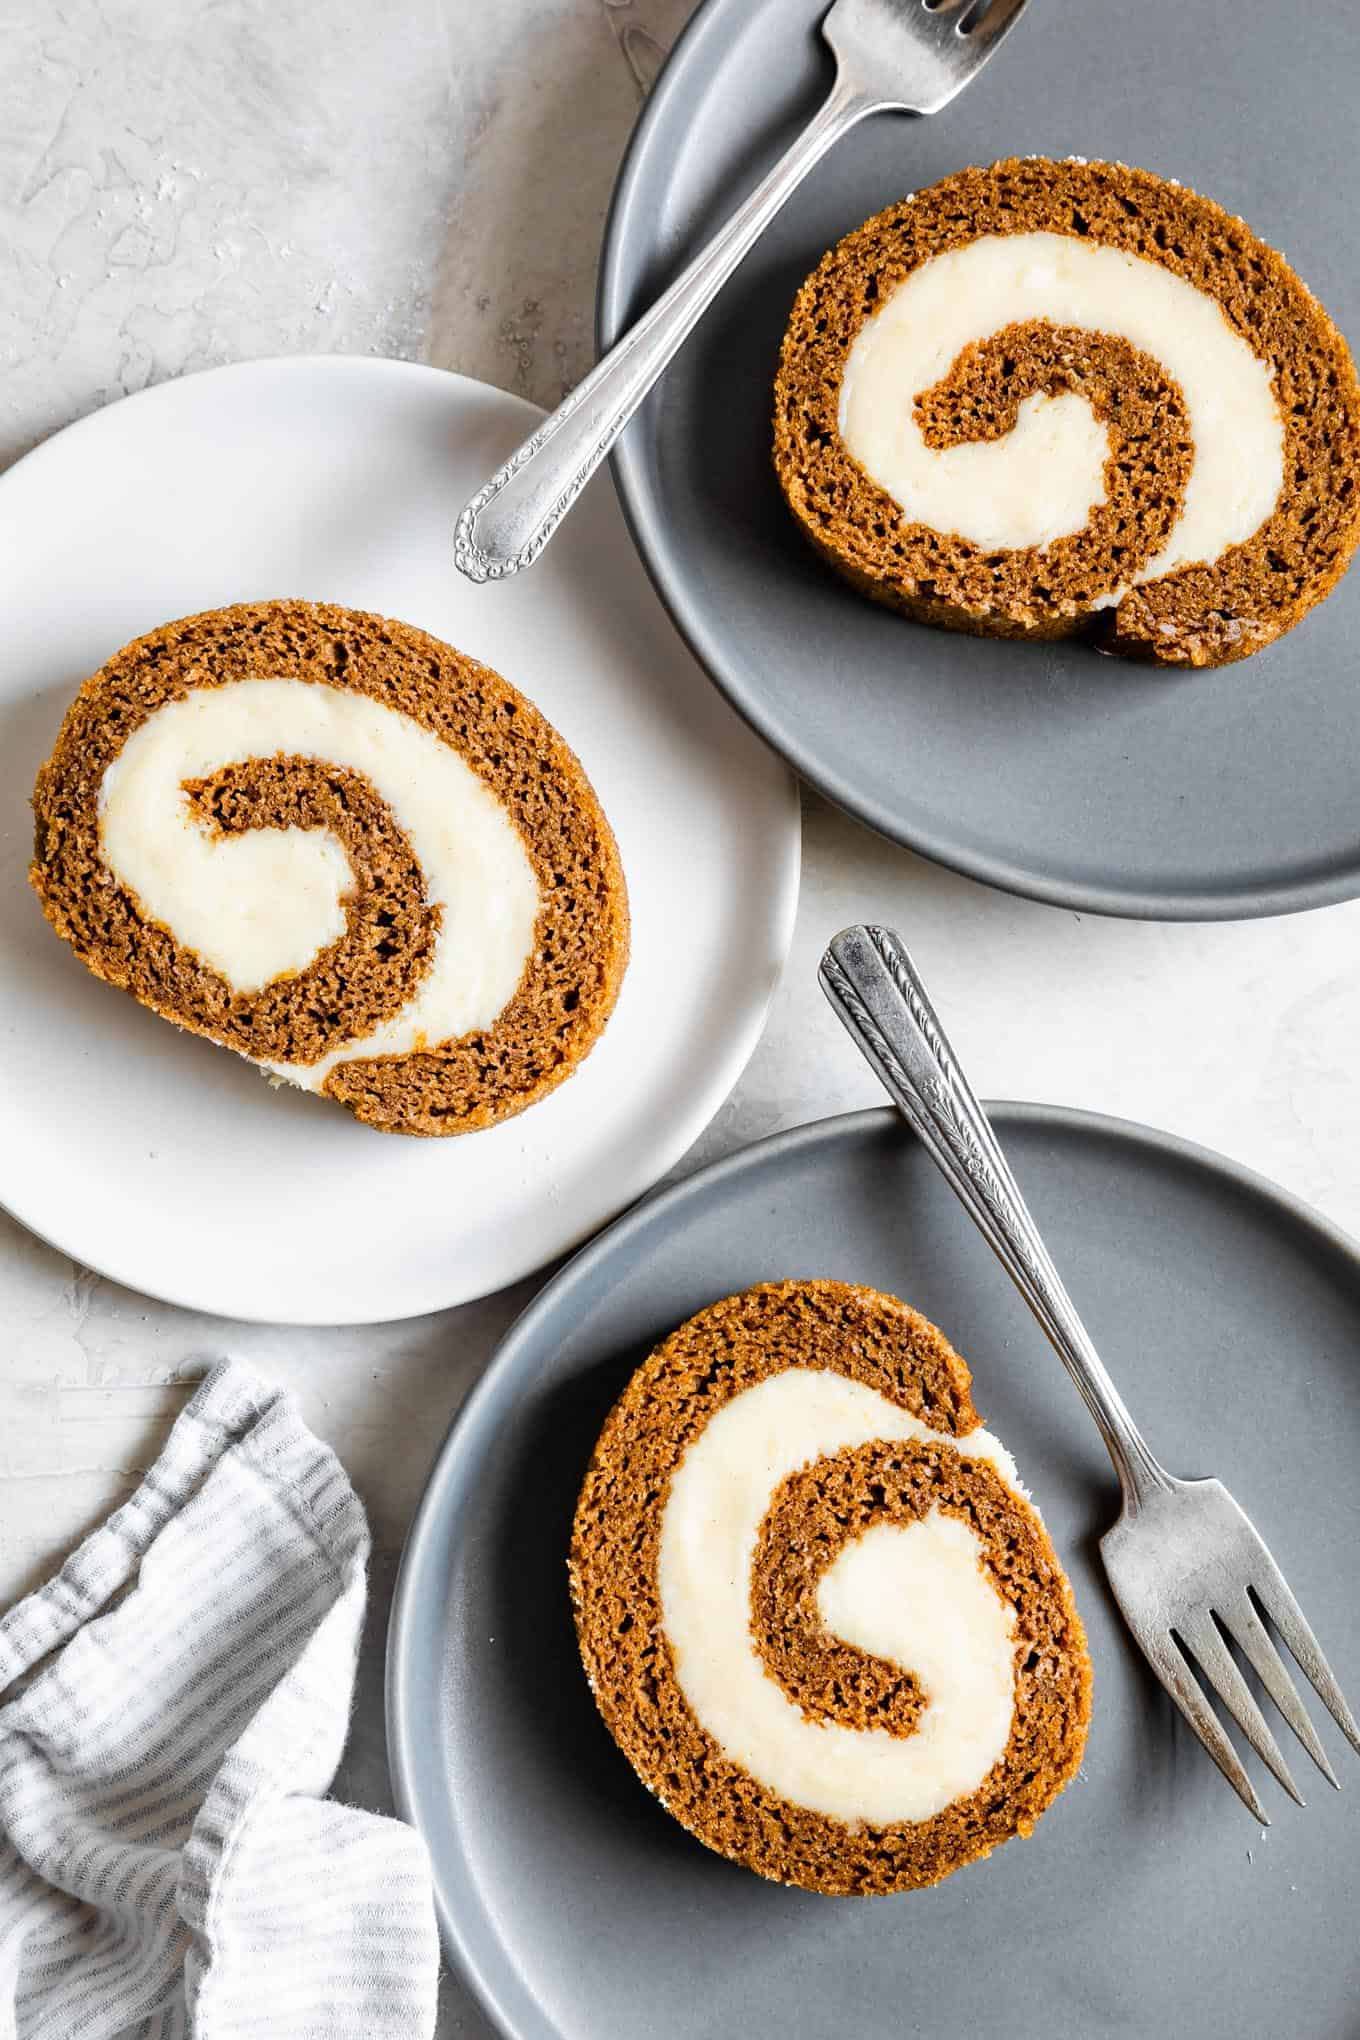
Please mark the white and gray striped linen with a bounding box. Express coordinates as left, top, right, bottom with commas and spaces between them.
0, 1363, 439, 2039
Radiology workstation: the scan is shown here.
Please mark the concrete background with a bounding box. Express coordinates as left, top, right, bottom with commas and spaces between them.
5, 4, 1360, 2030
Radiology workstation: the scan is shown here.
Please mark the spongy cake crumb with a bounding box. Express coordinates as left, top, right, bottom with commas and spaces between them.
29, 600, 630, 1135
570, 1279, 1092, 1896
773, 158, 1360, 668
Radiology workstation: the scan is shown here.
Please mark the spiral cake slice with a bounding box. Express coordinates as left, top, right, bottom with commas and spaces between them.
773, 158, 1360, 667
30, 600, 629, 1135
571, 1280, 1091, 1896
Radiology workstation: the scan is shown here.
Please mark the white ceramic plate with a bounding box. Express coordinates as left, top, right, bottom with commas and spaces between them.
0, 359, 799, 1325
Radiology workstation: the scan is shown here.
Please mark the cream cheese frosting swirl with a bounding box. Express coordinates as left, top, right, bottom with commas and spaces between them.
571, 1280, 1091, 1896
98, 677, 540, 1092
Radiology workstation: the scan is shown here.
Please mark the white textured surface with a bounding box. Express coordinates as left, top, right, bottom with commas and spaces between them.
6, 4, 1360, 2033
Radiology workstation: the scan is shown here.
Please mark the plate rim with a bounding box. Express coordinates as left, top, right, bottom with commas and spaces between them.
0, 354, 801, 1325
385, 1096, 1360, 2040
596, 0, 1360, 923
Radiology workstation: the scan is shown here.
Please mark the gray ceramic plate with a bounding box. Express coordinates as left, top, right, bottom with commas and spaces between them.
597, 0, 1360, 919
387, 1104, 1360, 2040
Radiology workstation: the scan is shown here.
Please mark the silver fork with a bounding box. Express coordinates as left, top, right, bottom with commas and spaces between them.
820, 922, 1360, 1822
454, 0, 1027, 583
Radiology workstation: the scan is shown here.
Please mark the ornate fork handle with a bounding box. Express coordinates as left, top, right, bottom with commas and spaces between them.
820, 925, 1167, 1505
454, 73, 875, 582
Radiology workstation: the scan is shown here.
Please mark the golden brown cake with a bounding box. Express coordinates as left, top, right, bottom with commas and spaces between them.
30, 600, 629, 1135
773, 158, 1360, 667
571, 1280, 1091, 1896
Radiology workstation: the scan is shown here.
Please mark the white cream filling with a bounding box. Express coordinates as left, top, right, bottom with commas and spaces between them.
97, 678, 540, 1091
838, 229, 1283, 593
656, 1367, 1021, 1827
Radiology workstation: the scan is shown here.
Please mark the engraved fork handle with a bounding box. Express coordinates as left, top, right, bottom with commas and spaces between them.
819, 924, 1168, 1505
453, 72, 875, 583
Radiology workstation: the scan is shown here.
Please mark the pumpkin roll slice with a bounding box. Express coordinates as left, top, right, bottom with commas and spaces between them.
773, 157, 1360, 667
571, 1280, 1091, 1896
30, 600, 629, 1135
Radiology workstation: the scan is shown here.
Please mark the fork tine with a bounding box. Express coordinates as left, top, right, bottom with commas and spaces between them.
1218, 1596, 1339, 1789
1250, 1558, 1360, 1757
1138, 1627, 1270, 1823
959, 0, 1028, 41
1177, 1612, 1304, 1806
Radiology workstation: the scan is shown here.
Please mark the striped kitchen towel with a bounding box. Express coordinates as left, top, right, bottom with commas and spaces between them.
0, 1363, 439, 2039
